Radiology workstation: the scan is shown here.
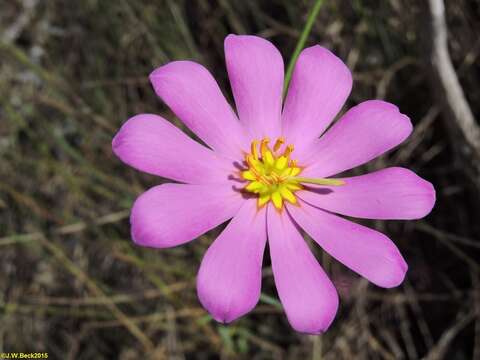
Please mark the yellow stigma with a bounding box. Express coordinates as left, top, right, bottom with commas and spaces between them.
241, 137, 345, 210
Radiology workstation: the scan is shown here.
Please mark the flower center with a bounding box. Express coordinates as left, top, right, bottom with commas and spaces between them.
240, 137, 345, 210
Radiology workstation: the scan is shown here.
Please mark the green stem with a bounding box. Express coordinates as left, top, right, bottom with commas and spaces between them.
283, 0, 325, 96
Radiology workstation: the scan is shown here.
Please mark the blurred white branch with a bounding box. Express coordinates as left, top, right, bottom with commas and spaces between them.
427, 0, 480, 161
2, 0, 39, 43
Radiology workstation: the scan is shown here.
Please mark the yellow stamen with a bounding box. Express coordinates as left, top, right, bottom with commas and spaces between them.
273, 137, 285, 152
279, 186, 296, 204
240, 138, 345, 210
246, 181, 265, 192
275, 156, 288, 171
271, 192, 283, 209
251, 140, 259, 160
286, 183, 303, 191
290, 167, 301, 177
264, 150, 275, 167
260, 137, 270, 159
258, 193, 271, 207
283, 144, 294, 157
241, 170, 256, 181
246, 155, 262, 172
259, 175, 272, 185
270, 172, 281, 184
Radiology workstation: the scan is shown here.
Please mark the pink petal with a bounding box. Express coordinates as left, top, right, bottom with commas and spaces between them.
282, 45, 352, 151
150, 61, 249, 159
288, 201, 408, 288
112, 114, 234, 183
225, 34, 284, 139
267, 207, 338, 334
130, 183, 243, 248
298, 100, 413, 178
299, 167, 436, 220
197, 200, 267, 323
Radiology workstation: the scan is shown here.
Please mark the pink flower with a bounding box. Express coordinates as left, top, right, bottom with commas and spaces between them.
112, 34, 435, 334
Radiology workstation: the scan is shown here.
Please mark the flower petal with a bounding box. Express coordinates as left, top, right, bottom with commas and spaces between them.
282, 45, 352, 150
299, 167, 436, 220
131, 183, 243, 248
112, 114, 233, 183
267, 207, 338, 333
225, 34, 284, 139
150, 61, 249, 159
298, 100, 413, 178
288, 201, 408, 288
197, 200, 267, 323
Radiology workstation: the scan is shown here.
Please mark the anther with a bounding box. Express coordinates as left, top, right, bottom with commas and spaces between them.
260, 137, 270, 158
250, 140, 259, 160
273, 137, 285, 152
259, 175, 272, 185
242, 136, 306, 210
246, 154, 254, 167
250, 167, 261, 178
283, 144, 294, 157
270, 173, 281, 183
246, 155, 259, 170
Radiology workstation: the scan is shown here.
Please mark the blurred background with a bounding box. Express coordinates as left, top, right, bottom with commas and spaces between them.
1, 0, 480, 359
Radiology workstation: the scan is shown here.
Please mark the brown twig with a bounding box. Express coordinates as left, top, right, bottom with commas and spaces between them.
39, 236, 155, 353
0, 210, 129, 246
423, 310, 475, 360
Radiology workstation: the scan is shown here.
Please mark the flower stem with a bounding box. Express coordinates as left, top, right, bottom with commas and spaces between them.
283, 0, 326, 97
